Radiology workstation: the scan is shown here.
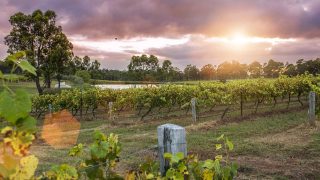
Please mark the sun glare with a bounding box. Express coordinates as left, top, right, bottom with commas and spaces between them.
229, 32, 249, 45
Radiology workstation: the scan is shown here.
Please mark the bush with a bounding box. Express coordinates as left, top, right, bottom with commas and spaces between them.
75, 70, 91, 83
62, 75, 84, 85
42, 88, 62, 95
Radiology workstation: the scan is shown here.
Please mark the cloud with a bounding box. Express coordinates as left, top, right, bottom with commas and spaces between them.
73, 46, 132, 70
147, 35, 320, 68
1, 0, 320, 69
3, 0, 320, 39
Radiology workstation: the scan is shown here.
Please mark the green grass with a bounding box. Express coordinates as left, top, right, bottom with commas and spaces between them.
31, 107, 320, 178
0, 81, 38, 94
0, 79, 79, 95
188, 111, 306, 157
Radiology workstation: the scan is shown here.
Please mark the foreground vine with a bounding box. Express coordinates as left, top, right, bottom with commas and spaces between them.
1, 52, 238, 180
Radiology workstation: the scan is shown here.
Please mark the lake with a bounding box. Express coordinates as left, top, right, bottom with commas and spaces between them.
94, 84, 158, 90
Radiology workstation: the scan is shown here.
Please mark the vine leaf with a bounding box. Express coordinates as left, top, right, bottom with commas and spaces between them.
90, 141, 109, 159
17, 61, 36, 76
0, 90, 31, 124
226, 138, 234, 151
14, 155, 38, 179
16, 116, 36, 132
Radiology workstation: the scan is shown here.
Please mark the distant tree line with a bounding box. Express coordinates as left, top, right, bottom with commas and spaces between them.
85, 55, 320, 82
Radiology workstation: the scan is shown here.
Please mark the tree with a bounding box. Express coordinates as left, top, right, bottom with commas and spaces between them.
90, 60, 101, 71
200, 64, 215, 80
184, 64, 199, 80
283, 63, 297, 77
216, 60, 247, 80
128, 54, 159, 81
296, 58, 320, 75
81, 56, 91, 70
75, 70, 91, 83
248, 61, 262, 78
128, 54, 159, 72
89, 60, 102, 79
73, 56, 83, 72
4, 10, 72, 94
159, 60, 173, 81
263, 59, 284, 78
49, 32, 73, 88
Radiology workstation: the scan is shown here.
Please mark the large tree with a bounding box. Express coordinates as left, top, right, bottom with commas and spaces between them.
128, 54, 159, 81
248, 61, 262, 78
263, 59, 284, 78
216, 60, 247, 80
184, 64, 199, 80
5, 10, 72, 94
283, 63, 297, 77
200, 64, 215, 80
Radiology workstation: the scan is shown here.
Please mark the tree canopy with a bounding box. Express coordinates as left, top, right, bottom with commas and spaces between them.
5, 10, 73, 94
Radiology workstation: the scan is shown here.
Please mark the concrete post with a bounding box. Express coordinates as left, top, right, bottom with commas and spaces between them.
157, 124, 187, 176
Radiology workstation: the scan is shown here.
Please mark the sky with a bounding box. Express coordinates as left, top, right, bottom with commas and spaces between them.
1, 0, 320, 70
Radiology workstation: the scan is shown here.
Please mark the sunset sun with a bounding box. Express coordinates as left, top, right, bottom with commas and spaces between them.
229, 32, 249, 45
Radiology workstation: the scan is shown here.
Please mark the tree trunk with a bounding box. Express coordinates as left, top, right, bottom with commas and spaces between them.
46, 75, 51, 89
57, 74, 61, 89
35, 74, 43, 95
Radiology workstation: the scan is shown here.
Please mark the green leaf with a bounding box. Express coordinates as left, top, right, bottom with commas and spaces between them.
16, 116, 36, 132
213, 159, 221, 175
146, 173, 154, 179
84, 160, 104, 179
202, 159, 214, 169
172, 152, 184, 163
226, 138, 234, 151
215, 155, 223, 161
17, 60, 36, 76
222, 167, 231, 180
6, 51, 26, 62
230, 162, 238, 175
13, 51, 26, 59
46, 164, 78, 179
164, 153, 172, 159
69, 143, 84, 157
0, 90, 31, 124
175, 152, 184, 161
215, 144, 222, 150
94, 130, 106, 141
165, 168, 175, 178
90, 141, 109, 159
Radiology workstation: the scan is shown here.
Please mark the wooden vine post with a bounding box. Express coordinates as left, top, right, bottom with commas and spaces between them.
108, 102, 114, 120
157, 124, 187, 176
240, 92, 243, 116
48, 104, 52, 114
309, 91, 316, 126
191, 98, 197, 122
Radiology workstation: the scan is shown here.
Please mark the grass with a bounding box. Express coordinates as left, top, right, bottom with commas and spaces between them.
0, 81, 38, 94
0, 79, 78, 95
31, 106, 320, 179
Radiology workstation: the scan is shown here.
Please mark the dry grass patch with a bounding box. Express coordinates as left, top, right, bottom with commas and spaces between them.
249, 121, 320, 148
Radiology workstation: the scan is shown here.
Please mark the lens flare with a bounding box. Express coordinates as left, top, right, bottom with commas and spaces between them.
41, 110, 80, 149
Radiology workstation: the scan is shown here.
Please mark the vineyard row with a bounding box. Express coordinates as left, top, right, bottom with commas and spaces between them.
31, 75, 318, 120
